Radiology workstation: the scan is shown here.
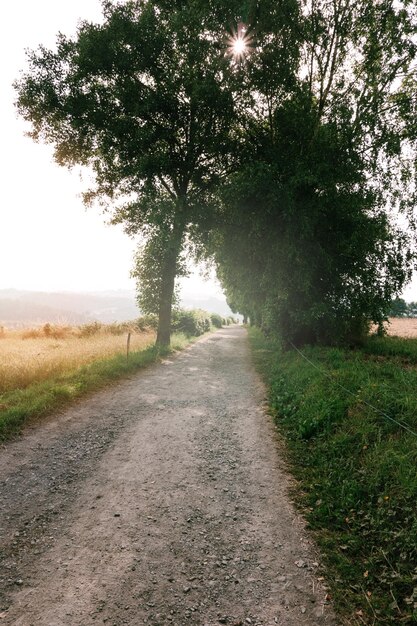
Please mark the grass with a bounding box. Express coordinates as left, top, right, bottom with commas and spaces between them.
0, 326, 193, 441
363, 334, 417, 363
0, 324, 156, 393
249, 328, 417, 625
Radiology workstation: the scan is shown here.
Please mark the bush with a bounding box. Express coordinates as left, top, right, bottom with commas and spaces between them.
44, 324, 73, 339
79, 321, 102, 337
135, 315, 158, 332
210, 313, 223, 329
104, 322, 129, 336
172, 309, 211, 337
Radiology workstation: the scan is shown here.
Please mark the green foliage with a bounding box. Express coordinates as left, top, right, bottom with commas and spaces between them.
250, 327, 417, 624
363, 334, 417, 363
210, 313, 223, 329
212, 87, 414, 344
14, 1, 417, 347
172, 309, 212, 337
14, 0, 240, 347
131, 223, 187, 316
209, 0, 417, 346
135, 315, 158, 332
389, 298, 417, 318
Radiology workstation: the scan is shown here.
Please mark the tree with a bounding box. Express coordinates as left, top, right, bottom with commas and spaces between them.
15, 0, 239, 346
15, 0, 417, 347
389, 297, 408, 317
209, 0, 417, 345
130, 219, 187, 318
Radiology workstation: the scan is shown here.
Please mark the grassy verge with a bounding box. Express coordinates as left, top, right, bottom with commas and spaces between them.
249, 327, 417, 625
0, 332, 192, 442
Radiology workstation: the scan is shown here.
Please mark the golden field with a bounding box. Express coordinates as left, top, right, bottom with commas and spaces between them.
385, 317, 417, 338
1, 316, 414, 397
0, 324, 156, 393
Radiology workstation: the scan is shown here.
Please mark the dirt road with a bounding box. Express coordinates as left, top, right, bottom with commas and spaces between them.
0, 327, 337, 625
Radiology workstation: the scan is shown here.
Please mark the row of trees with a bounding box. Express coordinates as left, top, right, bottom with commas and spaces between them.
389, 298, 417, 318
15, 0, 417, 346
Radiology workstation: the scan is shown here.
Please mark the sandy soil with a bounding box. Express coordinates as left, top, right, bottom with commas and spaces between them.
0, 327, 337, 626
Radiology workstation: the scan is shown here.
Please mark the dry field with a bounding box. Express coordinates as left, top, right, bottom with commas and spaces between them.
0, 325, 155, 393
386, 317, 417, 338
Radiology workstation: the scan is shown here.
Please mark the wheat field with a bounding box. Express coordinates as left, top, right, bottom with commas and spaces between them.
385, 317, 417, 338
0, 325, 156, 393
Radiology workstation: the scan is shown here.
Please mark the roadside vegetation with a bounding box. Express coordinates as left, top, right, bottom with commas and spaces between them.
0, 311, 233, 441
250, 327, 417, 625
0, 321, 156, 394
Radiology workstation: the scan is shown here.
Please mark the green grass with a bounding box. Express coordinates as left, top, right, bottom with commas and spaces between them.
0, 332, 192, 442
363, 334, 417, 363
249, 328, 417, 625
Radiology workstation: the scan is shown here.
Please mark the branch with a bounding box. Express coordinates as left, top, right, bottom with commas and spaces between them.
158, 175, 177, 200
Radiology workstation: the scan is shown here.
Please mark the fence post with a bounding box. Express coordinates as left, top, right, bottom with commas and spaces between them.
127, 332, 132, 362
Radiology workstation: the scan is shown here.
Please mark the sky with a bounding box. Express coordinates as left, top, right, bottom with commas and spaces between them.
1, 1, 417, 302
0, 0, 225, 300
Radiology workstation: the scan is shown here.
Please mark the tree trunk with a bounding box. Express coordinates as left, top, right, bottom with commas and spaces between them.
156, 258, 177, 348
155, 215, 185, 348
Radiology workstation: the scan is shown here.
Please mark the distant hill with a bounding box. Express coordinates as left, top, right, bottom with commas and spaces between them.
0, 289, 140, 327
0, 289, 233, 328
181, 295, 234, 317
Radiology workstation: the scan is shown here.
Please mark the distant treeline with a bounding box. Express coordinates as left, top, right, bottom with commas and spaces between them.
389, 298, 417, 318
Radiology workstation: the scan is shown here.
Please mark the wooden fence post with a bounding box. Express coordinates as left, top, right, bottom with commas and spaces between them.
127, 332, 132, 362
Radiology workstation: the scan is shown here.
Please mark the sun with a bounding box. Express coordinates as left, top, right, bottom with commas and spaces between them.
232, 37, 247, 56
226, 23, 253, 62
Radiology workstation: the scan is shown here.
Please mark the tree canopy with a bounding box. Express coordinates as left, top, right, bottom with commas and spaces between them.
15, 0, 417, 346
15, 0, 240, 345
208, 0, 417, 344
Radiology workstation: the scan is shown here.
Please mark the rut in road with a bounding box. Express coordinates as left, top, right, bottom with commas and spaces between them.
0, 327, 337, 626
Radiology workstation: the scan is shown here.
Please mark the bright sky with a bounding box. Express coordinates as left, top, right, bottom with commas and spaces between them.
0, 0, 225, 299
1, 1, 416, 302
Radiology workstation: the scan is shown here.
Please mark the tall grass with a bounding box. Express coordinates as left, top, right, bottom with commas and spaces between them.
0, 322, 202, 441
250, 328, 417, 625
0, 325, 155, 393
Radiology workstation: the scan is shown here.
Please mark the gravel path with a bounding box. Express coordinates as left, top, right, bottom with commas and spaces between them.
0, 327, 337, 625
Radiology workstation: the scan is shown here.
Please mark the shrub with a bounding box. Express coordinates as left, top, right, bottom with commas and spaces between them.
105, 322, 129, 336
210, 313, 223, 329
172, 309, 211, 337
135, 315, 158, 332
79, 321, 102, 337
42, 324, 73, 339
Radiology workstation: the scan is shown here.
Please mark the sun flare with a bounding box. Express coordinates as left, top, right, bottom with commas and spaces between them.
226, 23, 253, 62
233, 37, 247, 56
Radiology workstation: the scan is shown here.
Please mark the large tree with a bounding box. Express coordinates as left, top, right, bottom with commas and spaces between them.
15, 0, 242, 346
15, 0, 417, 346
210, 0, 417, 345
